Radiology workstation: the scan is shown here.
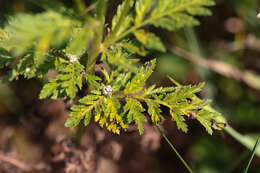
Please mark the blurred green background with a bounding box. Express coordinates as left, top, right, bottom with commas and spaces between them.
0, 0, 259, 172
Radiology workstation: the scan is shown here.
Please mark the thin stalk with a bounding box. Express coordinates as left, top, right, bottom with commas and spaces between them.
76, 0, 107, 146
86, 0, 107, 74
156, 126, 195, 173
243, 137, 260, 173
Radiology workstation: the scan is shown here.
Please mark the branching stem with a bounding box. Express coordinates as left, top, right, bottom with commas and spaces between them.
76, 0, 107, 145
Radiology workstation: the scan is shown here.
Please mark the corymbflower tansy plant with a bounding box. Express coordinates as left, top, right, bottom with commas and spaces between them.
0, 0, 226, 135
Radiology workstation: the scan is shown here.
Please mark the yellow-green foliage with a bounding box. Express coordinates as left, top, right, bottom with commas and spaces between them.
0, 0, 225, 135
66, 59, 225, 134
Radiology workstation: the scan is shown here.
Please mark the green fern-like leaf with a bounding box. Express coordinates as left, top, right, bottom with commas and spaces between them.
39, 60, 84, 100
1, 54, 57, 83
102, 44, 139, 72
66, 93, 103, 128
65, 24, 94, 57
105, 0, 215, 54
111, 0, 134, 37
150, 0, 214, 30
134, 30, 166, 52
135, 0, 153, 25
1, 11, 77, 65
65, 59, 225, 135
170, 109, 188, 132
124, 98, 147, 134
124, 59, 156, 94
146, 100, 163, 124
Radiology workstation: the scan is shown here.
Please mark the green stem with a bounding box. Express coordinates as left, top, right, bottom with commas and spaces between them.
156, 126, 195, 173
243, 137, 260, 173
86, 0, 107, 74
76, 0, 107, 145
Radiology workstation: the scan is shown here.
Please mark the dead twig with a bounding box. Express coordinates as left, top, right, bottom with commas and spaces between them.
0, 152, 32, 172
86, 3, 97, 12
170, 46, 260, 90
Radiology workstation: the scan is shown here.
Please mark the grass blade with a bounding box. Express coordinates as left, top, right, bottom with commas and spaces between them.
156, 126, 195, 173
243, 137, 260, 173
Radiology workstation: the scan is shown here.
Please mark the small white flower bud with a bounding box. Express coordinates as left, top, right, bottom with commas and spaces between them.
103, 85, 113, 96
257, 13, 260, 19
25, 67, 31, 73
68, 54, 78, 63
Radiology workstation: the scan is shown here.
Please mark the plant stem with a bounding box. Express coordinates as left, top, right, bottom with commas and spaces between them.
243, 137, 260, 173
75, 0, 107, 146
86, 0, 106, 74
156, 125, 195, 173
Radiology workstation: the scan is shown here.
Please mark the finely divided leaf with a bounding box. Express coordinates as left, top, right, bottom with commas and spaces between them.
39, 62, 84, 100
148, 0, 215, 31
170, 109, 188, 133
65, 116, 81, 128
146, 100, 163, 124
111, 0, 134, 36
134, 30, 166, 52
124, 98, 147, 134
135, 0, 154, 24
2, 11, 77, 65
66, 24, 94, 57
